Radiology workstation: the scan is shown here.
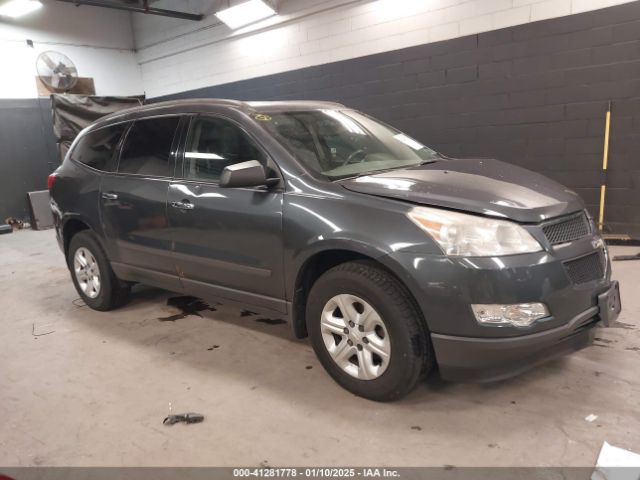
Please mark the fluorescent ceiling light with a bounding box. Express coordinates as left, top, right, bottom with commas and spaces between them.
0, 0, 42, 18
215, 0, 276, 29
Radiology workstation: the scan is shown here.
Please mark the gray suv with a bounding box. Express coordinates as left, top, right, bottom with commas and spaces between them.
49, 99, 621, 401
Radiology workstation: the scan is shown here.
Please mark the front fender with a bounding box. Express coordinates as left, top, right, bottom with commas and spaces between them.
283, 192, 442, 301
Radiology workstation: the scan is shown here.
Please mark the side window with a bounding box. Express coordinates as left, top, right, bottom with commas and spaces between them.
118, 116, 180, 177
71, 124, 126, 172
184, 117, 267, 182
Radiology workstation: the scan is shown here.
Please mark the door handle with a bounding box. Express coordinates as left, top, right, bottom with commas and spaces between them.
171, 200, 194, 210
102, 192, 118, 200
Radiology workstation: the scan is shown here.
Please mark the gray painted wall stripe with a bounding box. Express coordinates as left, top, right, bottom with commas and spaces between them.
157, 2, 640, 236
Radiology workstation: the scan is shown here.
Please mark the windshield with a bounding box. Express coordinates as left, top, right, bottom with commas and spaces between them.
255, 109, 440, 179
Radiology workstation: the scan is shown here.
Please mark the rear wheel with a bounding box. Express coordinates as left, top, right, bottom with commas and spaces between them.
307, 260, 433, 401
68, 231, 130, 311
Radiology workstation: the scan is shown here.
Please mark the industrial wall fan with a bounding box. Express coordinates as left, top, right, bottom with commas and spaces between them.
36, 51, 78, 91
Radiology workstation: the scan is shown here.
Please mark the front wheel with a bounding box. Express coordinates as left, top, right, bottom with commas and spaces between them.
307, 260, 433, 401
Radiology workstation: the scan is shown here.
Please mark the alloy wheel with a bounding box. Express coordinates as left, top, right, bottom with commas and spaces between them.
320, 294, 391, 380
73, 247, 101, 299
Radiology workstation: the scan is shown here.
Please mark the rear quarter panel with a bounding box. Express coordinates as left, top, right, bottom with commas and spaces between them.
50, 159, 104, 256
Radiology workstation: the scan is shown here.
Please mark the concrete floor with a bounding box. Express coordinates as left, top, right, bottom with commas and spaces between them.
0, 228, 639, 467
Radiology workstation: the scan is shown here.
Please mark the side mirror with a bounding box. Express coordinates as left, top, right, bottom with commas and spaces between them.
219, 160, 274, 188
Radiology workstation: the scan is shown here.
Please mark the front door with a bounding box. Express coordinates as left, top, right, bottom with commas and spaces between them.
100, 115, 182, 290
167, 115, 285, 313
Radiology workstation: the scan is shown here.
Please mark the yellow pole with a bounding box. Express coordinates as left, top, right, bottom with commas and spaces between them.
598, 101, 612, 231
599, 184, 606, 229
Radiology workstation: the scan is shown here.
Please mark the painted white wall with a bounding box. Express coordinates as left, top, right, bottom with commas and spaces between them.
0, 1, 143, 99
134, 0, 638, 98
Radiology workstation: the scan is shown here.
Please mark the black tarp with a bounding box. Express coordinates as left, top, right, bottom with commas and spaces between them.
51, 94, 144, 161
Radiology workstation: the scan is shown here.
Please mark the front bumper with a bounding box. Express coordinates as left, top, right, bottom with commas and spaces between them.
434, 282, 623, 383
383, 233, 620, 382
432, 293, 616, 382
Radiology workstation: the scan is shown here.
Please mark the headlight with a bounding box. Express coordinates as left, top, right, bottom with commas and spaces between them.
472, 303, 550, 327
407, 206, 542, 256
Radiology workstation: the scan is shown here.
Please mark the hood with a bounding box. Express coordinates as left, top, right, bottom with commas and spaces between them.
339, 158, 584, 223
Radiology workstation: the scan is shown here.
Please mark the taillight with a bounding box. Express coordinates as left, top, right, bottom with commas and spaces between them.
47, 173, 58, 190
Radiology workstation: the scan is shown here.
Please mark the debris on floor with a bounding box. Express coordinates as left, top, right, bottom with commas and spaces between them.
612, 321, 636, 330
240, 309, 257, 317
255, 318, 286, 325
158, 296, 216, 321
4, 217, 29, 230
595, 337, 615, 344
72, 298, 86, 308
613, 252, 640, 261
163, 412, 205, 425
592, 441, 640, 480
594, 337, 615, 348
585, 414, 599, 422
0, 224, 12, 235
31, 323, 55, 337
207, 345, 220, 350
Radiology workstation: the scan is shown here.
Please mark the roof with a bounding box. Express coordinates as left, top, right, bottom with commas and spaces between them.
97, 98, 346, 126
247, 100, 346, 111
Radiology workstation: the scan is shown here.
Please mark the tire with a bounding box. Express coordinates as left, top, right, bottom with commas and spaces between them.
307, 260, 433, 401
67, 230, 130, 311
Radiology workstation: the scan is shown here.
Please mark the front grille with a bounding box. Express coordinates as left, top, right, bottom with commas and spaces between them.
543, 212, 591, 245
563, 252, 605, 285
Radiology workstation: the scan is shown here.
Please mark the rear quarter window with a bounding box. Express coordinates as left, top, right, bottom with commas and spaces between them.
70, 124, 127, 172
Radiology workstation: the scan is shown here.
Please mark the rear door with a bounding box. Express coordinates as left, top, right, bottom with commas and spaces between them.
167, 114, 286, 313
100, 115, 183, 290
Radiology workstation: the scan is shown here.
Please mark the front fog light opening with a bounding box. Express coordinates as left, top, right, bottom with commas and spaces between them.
472, 303, 549, 327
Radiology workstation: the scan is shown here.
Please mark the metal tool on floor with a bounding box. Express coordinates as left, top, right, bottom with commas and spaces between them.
163, 412, 205, 425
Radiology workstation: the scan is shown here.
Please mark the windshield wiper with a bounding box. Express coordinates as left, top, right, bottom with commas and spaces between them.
333, 156, 445, 181
338, 167, 407, 181
420, 152, 447, 164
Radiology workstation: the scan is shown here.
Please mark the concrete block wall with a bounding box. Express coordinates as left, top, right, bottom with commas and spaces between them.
135, 0, 637, 99
158, 1, 640, 236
